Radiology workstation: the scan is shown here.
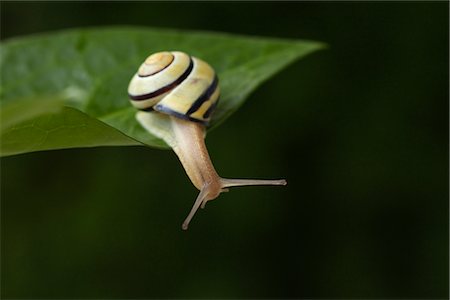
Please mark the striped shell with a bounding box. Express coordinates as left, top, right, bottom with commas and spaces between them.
128, 51, 220, 125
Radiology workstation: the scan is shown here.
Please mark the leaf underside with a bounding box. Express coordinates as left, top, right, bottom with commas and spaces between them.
0, 26, 324, 156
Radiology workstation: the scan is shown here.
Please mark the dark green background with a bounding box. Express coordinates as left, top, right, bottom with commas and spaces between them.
1, 1, 448, 299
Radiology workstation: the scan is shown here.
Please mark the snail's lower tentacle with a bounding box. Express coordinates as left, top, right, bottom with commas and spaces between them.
182, 185, 210, 230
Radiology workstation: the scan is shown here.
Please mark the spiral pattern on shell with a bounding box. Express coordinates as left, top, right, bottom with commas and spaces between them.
128, 51, 220, 125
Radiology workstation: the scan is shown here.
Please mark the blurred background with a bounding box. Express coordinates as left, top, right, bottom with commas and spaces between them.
1, 2, 448, 299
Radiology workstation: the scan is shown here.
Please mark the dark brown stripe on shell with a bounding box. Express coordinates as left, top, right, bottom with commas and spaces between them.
154, 104, 208, 125
186, 75, 219, 116
129, 57, 194, 101
138, 54, 174, 77
203, 96, 219, 119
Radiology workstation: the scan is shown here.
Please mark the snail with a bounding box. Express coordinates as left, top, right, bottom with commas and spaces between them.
128, 51, 287, 230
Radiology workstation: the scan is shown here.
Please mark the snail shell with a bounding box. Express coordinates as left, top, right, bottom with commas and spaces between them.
128, 51, 220, 125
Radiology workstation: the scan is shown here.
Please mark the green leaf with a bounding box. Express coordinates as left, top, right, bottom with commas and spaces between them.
0, 26, 324, 156
0, 96, 63, 134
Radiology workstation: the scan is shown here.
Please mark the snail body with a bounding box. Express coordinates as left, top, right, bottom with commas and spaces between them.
128, 51, 286, 230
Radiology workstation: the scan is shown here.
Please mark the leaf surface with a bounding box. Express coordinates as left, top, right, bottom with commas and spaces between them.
0, 26, 324, 156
